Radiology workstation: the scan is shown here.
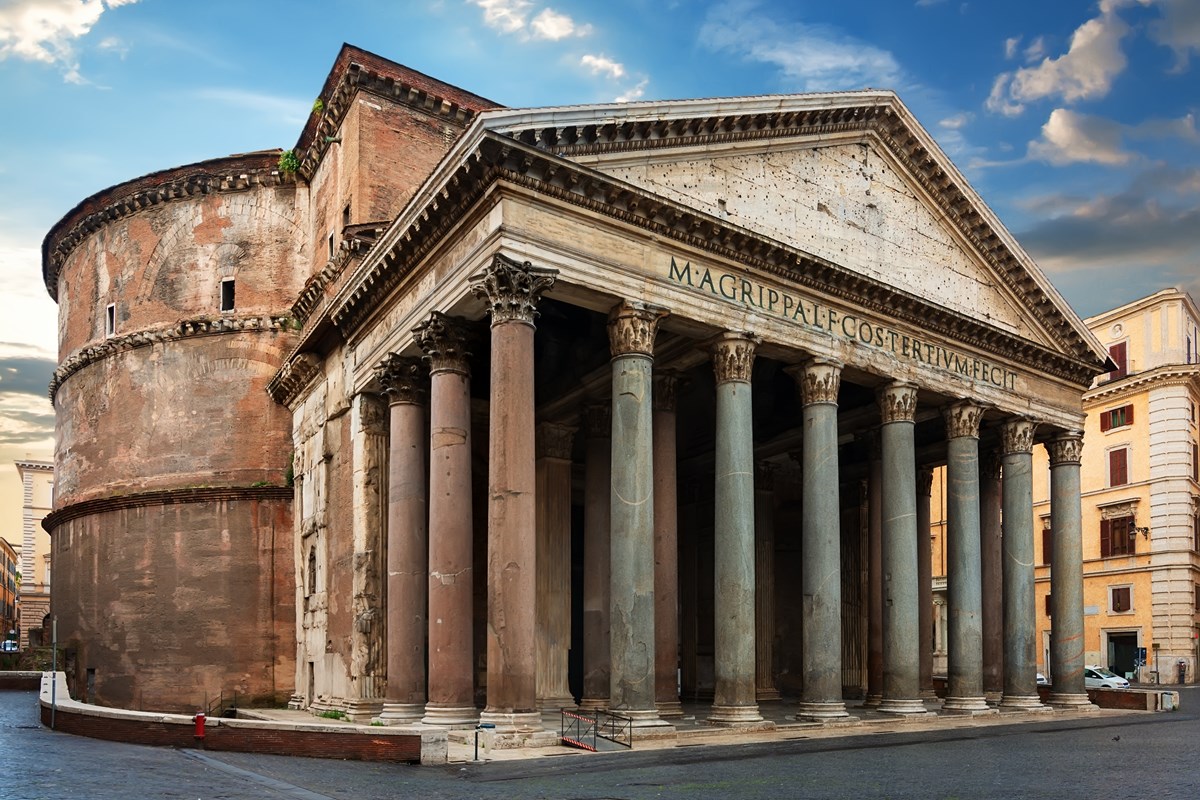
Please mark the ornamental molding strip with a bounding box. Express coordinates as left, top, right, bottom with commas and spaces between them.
42, 152, 296, 299
50, 314, 293, 401
1084, 363, 1200, 403
1097, 498, 1140, 520
325, 131, 1102, 387
42, 485, 294, 532
267, 352, 322, 406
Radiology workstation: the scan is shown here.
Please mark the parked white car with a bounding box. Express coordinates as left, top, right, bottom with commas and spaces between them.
1084, 665, 1130, 689
1036, 672, 1048, 685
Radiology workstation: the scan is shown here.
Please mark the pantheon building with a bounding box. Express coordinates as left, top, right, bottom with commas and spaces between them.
42, 46, 1109, 735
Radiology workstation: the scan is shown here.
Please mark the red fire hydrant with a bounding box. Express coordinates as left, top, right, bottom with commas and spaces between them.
193, 712, 206, 740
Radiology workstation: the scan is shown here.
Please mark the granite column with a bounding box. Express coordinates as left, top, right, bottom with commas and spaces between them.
653, 372, 683, 717
980, 451, 1004, 704
917, 468, 935, 699
580, 404, 612, 711
536, 422, 577, 711
754, 462, 780, 702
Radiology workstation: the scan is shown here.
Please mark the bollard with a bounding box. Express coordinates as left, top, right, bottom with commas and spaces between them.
193, 712, 206, 740
474, 722, 495, 762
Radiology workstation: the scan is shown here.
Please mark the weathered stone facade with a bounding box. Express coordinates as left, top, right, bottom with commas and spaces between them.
44, 45, 1113, 728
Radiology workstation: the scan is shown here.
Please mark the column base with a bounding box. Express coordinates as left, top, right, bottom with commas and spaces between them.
998, 694, 1053, 712
478, 710, 544, 733
422, 703, 479, 728
578, 698, 608, 712
287, 694, 305, 710
941, 696, 997, 715
656, 699, 685, 718
796, 701, 850, 721
984, 690, 1004, 705
877, 698, 930, 716
537, 695, 576, 713
919, 688, 938, 700
344, 699, 384, 724
707, 704, 764, 726
612, 707, 674, 729
377, 702, 425, 724
1045, 692, 1098, 711
861, 693, 883, 708
756, 688, 782, 702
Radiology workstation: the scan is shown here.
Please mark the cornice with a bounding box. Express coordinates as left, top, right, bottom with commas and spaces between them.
14, 461, 53, 472
42, 152, 297, 301
42, 485, 293, 532
291, 224, 384, 325
324, 128, 1103, 387
49, 314, 294, 402
1084, 363, 1200, 404
267, 352, 322, 407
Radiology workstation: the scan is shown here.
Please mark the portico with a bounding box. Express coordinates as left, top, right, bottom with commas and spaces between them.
274, 87, 1108, 738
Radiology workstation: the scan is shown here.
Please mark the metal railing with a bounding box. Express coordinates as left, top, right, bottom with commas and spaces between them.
560, 709, 597, 751
597, 710, 632, 748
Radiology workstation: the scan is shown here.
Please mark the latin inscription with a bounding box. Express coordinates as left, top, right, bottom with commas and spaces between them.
668, 258, 1019, 391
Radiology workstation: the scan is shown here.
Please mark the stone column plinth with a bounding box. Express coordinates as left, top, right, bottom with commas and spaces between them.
580, 404, 612, 711
708, 332, 763, 726
788, 359, 848, 720
998, 420, 1046, 711
414, 312, 478, 727
608, 302, 671, 729
376, 356, 428, 724
865, 434, 883, 707
877, 382, 926, 716
654, 372, 683, 717
536, 422, 577, 711
472, 255, 557, 734
917, 468, 935, 699
941, 402, 993, 716
754, 462, 780, 703
1046, 432, 1096, 711
980, 451, 1004, 704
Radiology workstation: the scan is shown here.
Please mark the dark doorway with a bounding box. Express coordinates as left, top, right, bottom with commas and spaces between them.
1108, 633, 1139, 678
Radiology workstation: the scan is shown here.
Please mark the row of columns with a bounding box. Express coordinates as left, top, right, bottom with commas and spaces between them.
371, 253, 1091, 730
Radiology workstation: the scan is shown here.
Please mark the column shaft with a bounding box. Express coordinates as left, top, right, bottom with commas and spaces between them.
878, 383, 925, 715
536, 423, 576, 711
792, 360, 848, 719
865, 445, 884, 706
917, 469, 935, 699
580, 405, 612, 711
754, 463, 780, 702
980, 452, 1004, 702
348, 392, 387, 720
942, 402, 991, 714
1047, 433, 1095, 710
377, 356, 427, 723
999, 420, 1044, 710
653, 374, 683, 717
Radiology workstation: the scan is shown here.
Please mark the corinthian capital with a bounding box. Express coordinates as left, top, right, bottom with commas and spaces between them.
711, 331, 761, 384
1047, 431, 1084, 466
375, 354, 427, 405
583, 403, 611, 439
943, 400, 985, 440
787, 358, 842, 407
469, 253, 557, 326
608, 301, 668, 358
413, 312, 473, 374
1000, 419, 1038, 456
536, 422, 577, 460
877, 382, 917, 424
653, 371, 680, 413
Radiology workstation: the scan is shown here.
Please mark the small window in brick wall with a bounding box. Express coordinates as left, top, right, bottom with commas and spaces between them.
220, 278, 235, 312
1110, 586, 1132, 613
1100, 405, 1133, 431
105, 303, 115, 337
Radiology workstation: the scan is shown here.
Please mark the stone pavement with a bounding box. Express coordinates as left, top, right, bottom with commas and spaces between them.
243, 696, 1138, 764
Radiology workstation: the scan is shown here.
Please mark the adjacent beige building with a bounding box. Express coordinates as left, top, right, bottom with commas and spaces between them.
1032, 289, 1200, 684
16, 460, 53, 647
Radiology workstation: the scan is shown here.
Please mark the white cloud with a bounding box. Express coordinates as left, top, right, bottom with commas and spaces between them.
0, 0, 139, 83
1023, 35, 1046, 62
530, 8, 590, 40
580, 53, 624, 80
1004, 36, 1021, 60
698, 0, 901, 92
938, 113, 972, 130
471, 0, 531, 34
1028, 108, 1133, 166
986, 4, 1131, 114
1147, 0, 1200, 70
614, 79, 648, 103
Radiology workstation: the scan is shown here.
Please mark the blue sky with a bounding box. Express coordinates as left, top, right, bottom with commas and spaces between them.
0, 0, 1197, 491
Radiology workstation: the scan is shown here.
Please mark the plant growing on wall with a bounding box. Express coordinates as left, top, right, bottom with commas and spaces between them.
312, 98, 324, 115
277, 149, 301, 174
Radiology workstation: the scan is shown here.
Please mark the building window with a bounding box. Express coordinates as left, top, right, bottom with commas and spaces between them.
1042, 526, 1053, 565
1100, 404, 1134, 431
220, 278, 235, 312
327, 232, 336, 260
1044, 594, 1052, 617
342, 202, 351, 227
1110, 585, 1132, 613
1108, 341, 1128, 380
1108, 447, 1130, 486
1195, 584, 1200, 612
1194, 515, 1200, 553
105, 303, 115, 337
1193, 443, 1198, 482
307, 546, 317, 597
1101, 516, 1136, 557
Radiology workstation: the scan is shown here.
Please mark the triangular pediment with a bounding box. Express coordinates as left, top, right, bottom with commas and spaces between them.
477, 93, 1108, 369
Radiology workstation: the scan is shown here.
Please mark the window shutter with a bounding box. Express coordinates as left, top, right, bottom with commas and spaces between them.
1112, 587, 1130, 613
1126, 404, 1134, 425
1100, 411, 1112, 432
1100, 518, 1112, 558
1042, 527, 1053, 565
1109, 342, 1127, 379
1109, 448, 1129, 486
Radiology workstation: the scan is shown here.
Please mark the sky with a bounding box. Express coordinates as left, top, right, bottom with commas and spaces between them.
0, 0, 1197, 533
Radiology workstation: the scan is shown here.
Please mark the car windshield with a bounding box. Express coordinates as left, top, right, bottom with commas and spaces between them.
1093, 667, 1121, 678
